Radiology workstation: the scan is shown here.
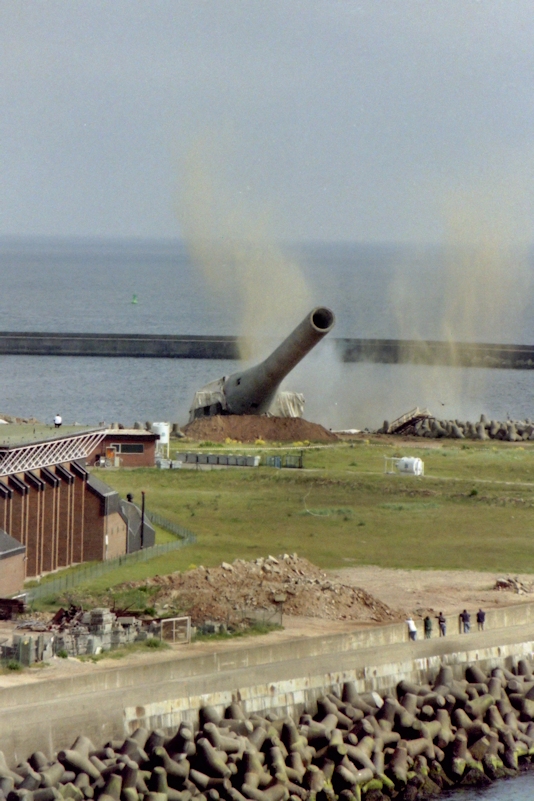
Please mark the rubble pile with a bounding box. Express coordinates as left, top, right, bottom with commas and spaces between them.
182, 416, 338, 443
50, 607, 153, 657
494, 577, 534, 595
378, 413, 534, 442
4, 607, 159, 664
133, 555, 399, 626
6, 661, 534, 799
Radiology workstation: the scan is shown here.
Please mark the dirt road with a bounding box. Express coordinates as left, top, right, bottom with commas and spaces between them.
331, 565, 534, 618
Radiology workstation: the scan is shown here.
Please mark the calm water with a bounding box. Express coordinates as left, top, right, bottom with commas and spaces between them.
0, 237, 534, 428
447, 770, 534, 800
2, 241, 534, 797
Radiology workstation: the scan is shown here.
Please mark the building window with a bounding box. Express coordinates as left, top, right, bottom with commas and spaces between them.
111, 443, 145, 454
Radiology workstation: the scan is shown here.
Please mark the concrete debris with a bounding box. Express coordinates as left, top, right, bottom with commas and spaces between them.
378, 412, 534, 442
126, 554, 399, 626
3, 606, 160, 664
494, 576, 534, 595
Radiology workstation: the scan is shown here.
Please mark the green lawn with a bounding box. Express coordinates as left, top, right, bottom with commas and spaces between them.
89, 438, 534, 580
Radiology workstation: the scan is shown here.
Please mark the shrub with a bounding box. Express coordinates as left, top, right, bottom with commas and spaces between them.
145, 638, 164, 648
57, 649, 69, 659
6, 660, 22, 671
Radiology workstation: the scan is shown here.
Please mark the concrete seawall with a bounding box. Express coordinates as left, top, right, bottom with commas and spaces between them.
3, 600, 534, 766
1, 332, 534, 367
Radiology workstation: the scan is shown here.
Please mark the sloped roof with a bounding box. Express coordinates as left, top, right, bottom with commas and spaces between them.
0, 529, 25, 560
0, 424, 104, 448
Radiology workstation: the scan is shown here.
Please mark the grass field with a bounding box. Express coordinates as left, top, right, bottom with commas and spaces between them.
84, 437, 534, 587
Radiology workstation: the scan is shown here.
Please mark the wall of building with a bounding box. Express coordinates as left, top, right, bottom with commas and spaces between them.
0, 463, 125, 578
106, 511, 127, 560
0, 552, 25, 596
88, 435, 158, 468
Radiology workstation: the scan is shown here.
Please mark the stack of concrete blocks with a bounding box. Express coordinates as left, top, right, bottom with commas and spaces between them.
10, 633, 54, 665
53, 610, 146, 657
6, 608, 155, 664
87, 607, 115, 653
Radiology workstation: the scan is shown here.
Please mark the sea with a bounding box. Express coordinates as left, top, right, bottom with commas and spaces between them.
2, 239, 534, 799
1, 236, 534, 430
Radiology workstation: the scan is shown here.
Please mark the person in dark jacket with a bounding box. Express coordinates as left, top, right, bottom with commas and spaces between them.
437, 611, 446, 636
424, 615, 432, 639
476, 608, 486, 631
460, 609, 471, 633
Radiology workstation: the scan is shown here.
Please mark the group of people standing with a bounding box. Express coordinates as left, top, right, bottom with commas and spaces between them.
406, 608, 486, 641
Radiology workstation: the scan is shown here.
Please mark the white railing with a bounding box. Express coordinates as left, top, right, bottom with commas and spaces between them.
0, 430, 106, 476
387, 406, 432, 433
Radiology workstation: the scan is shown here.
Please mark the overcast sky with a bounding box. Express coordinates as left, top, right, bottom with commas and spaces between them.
2, 0, 534, 243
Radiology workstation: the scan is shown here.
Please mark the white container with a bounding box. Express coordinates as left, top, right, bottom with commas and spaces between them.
151, 422, 170, 444
397, 457, 424, 476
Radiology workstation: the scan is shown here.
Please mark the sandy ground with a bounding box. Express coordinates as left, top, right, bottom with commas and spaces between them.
330, 565, 534, 618
1, 566, 532, 686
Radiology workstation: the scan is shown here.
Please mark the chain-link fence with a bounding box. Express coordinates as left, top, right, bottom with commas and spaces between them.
145, 511, 195, 541
24, 513, 196, 603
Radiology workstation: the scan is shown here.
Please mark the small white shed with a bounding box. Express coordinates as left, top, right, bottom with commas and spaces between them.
384, 456, 424, 476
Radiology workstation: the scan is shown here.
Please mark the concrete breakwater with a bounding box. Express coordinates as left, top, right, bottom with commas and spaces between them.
1, 332, 534, 368
379, 412, 534, 441
3, 635, 534, 801
2, 603, 534, 768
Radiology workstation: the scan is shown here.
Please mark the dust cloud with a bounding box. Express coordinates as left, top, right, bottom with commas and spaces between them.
179, 138, 312, 363
292, 192, 532, 431
348, 194, 533, 431
178, 145, 533, 431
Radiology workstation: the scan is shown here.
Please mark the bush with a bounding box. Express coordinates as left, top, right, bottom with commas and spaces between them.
6, 660, 22, 671
145, 638, 164, 649
57, 649, 69, 659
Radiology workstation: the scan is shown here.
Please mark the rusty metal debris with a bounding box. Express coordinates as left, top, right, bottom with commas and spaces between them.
0, 597, 26, 621
494, 576, 534, 594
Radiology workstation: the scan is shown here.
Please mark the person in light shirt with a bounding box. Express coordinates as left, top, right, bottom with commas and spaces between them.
54, 414, 62, 428
406, 617, 417, 641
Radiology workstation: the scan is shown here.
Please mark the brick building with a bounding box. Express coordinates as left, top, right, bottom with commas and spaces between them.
0, 530, 25, 597
88, 429, 159, 468
0, 425, 128, 592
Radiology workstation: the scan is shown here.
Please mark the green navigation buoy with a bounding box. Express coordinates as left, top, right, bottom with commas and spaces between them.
131, 294, 138, 304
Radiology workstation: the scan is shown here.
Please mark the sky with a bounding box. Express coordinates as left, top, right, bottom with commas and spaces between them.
2, 0, 534, 244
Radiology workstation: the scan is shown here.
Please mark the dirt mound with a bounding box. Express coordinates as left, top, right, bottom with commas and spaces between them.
130, 554, 400, 626
182, 415, 338, 443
